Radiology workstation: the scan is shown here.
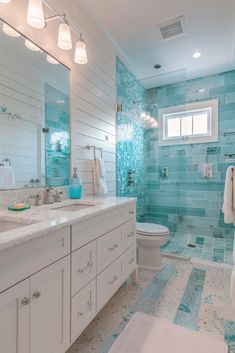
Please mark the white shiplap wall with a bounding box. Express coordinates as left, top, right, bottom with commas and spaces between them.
0, 0, 117, 196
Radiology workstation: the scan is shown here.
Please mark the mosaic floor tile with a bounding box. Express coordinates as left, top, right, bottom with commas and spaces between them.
67, 257, 233, 353
174, 268, 206, 330
161, 231, 234, 265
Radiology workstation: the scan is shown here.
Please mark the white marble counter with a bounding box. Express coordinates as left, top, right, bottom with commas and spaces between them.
0, 196, 136, 253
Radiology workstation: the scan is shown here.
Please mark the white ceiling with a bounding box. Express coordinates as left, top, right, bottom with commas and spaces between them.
79, 0, 235, 88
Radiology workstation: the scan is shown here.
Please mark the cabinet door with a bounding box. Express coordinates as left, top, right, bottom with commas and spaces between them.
0, 279, 30, 353
71, 279, 96, 342
30, 256, 70, 353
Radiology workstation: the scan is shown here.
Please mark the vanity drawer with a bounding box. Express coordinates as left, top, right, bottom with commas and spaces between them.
0, 226, 70, 293
124, 245, 136, 279
126, 203, 136, 221
71, 279, 96, 342
124, 220, 136, 250
71, 241, 97, 296
97, 255, 124, 312
97, 226, 124, 273
72, 206, 125, 251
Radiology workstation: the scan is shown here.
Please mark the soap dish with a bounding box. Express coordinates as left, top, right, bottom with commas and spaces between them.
8, 203, 31, 211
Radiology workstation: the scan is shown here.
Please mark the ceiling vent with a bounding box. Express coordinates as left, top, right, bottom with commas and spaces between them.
157, 16, 186, 40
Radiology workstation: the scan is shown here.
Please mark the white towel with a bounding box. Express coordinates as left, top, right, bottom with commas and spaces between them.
93, 158, 108, 195
222, 166, 235, 224
230, 269, 235, 309
0, 166, 15, 189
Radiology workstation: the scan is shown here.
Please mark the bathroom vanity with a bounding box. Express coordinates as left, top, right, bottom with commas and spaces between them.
0, 197, 137, 353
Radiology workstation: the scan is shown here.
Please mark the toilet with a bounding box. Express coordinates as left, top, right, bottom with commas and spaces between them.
136, 222, 169, 271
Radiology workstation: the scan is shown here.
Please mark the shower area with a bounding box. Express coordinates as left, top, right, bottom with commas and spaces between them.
116, 57, 235, 265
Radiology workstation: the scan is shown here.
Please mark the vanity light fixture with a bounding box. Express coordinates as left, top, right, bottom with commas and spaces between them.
0, 0, 11, 3
74, 33, 88, 64
27, 0, 45, 29
25, 39, 42, 51
57, 18, 72, 50
2, 23, 21, 37
26, 0, 88, 63
46, 54, 59, 64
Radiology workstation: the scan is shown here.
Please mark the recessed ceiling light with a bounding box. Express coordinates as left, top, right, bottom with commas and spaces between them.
193, 51, 201, 59
154, 64, 161, 69
198, 88, 206, 93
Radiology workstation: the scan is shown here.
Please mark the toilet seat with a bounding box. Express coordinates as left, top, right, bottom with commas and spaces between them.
136, 222, 169, 237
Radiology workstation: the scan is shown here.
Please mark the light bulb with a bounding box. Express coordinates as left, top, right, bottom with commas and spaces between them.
74, 33, 88, 64
27, 0, 45, 29
2, 23, 20, 37
58, 21, 72, 50
25, 39, 41, 51
46, 54, 59, 64
192, 51, 201, 59
0, 0, 11, 3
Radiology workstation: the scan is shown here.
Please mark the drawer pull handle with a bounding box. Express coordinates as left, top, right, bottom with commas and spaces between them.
108, 244, 118, 252
128, 258, 135, 265
32, 291, 41, 299
109, 275, 119, 286
128, 231, 134, 238
77, 261, 93, 274
21, 297, 30, 306
77, 312, 83, 317
129, 210, 134, 215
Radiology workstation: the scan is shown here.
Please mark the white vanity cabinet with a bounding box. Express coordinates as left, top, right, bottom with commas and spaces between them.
0, 200, 137, 353
0, 279, 30, 353
70, 202, 137, 343
0, 226, 71, 353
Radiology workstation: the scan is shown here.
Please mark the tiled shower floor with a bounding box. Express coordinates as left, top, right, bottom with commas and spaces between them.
161, 230, 234, 265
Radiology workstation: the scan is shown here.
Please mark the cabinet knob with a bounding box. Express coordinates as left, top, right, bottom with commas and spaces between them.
108, 244, 118, 252
21, 297, 30, 306
129, 210, 134, 215
77, 312, 83, 317
33, 291, 41, 299
128, 231, 134, 238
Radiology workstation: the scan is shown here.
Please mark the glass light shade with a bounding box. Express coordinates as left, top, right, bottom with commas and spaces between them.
0, 0, 11, 3
25, 39, 41, 51
27, 0, 45, 29
58, 22, 72, 50
2, 23, 20, 37
74, 35, 88, 64
46, 54, 59, 64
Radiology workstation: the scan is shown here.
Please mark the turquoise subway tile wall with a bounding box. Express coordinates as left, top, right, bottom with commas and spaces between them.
116, 57, 147, 220
146, 70, 235, 264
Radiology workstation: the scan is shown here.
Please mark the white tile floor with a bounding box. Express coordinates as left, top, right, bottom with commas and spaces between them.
67, 256, 235, 353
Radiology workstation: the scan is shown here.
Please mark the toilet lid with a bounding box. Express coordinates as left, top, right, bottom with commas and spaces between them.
136, 222, 169, 236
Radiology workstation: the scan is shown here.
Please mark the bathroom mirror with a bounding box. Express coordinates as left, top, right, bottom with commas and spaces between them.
0, 19, 70, 190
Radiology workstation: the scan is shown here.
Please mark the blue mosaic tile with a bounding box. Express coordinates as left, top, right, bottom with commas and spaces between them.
174, 268, 206, 330
224, 321, 235, 353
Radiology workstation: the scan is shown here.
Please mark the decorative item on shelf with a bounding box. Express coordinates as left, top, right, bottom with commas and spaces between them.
0, 105, 23, 120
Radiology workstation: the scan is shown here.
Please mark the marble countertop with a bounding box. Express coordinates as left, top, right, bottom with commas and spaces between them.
0, 196, 136, 253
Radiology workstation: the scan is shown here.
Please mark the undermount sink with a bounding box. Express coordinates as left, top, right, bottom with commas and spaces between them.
52, 202, 98, 212
0, 219, 35, 233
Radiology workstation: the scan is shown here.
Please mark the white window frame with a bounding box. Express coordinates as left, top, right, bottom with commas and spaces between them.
158, 99, 218, 146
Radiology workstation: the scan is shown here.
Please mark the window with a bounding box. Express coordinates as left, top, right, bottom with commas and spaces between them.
158, 100, 218, 146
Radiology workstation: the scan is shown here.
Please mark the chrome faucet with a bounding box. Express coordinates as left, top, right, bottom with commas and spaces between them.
44, 187, 63, 204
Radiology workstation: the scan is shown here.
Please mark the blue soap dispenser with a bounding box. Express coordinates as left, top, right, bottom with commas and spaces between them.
69, 167, 83, 199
